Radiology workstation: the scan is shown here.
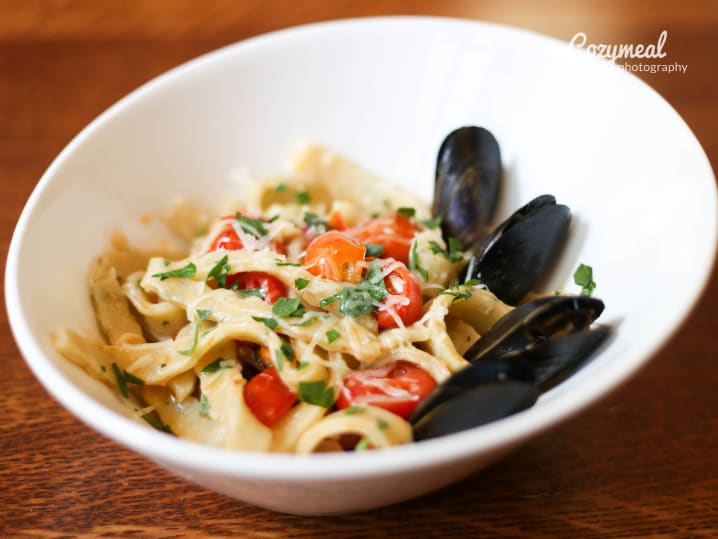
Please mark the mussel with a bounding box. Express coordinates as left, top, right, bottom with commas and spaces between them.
410, 126, 610, 442
411, 296, 610, 441
434, 126, 502, 250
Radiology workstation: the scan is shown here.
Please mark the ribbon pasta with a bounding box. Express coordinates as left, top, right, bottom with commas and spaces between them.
53, 143, 512, 453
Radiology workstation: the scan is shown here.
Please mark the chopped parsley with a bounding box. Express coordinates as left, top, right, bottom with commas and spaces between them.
343, 405, 365, 415
252, 316, 278, 330
303, 212, 327, 232
163, 258, 171, 267
429, 237, 464, 263
364, 243, 385, 257
199, 394, 210, 416
279, 339, 295, 361
397, 207, 416, 218
275, 259, 301, 267
409, 239, 429, 281
420, 216, 442, 229
197, 309, 212, 321
272, 297, 306, 318
111, 364, 144, 399
298, 380, 335, 408
294, 277, 310, 290
233, 213, 268, 237
201, 357, 230, 374
275, 183, 288, 192
319, 260, 387, 317
296, 191, 311, 205
354, 438, 370, 451
574, 263, 596, 296
236, 287, 264, 299
377, 418, 389, 430
207, 255, 230, 288
291, 315, 318, 327
152, 262, 197, 281
441, 281, 476, 303
179, 319, 202, 356
142, 412, 173, 433
112, 363, 129, 398
297, 361, 309, 371
326, 329, 341, 343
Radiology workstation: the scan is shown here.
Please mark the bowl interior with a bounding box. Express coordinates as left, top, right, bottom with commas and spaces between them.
6, 17, 717, 511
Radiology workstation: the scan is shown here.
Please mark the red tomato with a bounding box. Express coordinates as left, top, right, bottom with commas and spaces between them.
348, 213, 419, 264
243, 368, 296, 427
209, 219, 286, 255
375, 262, 423, 329
336, 361, 436, 419
304, 230, 366, 283
226, 272, 286, 303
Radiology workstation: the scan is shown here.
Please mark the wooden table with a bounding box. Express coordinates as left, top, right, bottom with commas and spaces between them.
2, 1, 716, 536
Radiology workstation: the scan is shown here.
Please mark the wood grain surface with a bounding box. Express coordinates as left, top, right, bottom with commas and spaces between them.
1, 1, 717, 537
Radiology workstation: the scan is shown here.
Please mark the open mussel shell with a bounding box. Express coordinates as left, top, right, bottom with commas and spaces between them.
465, 294, 605, 362
433, 126, 502, 250
410, 324, 611, 442
412, 381, 539, 442
464, 194, 571, 305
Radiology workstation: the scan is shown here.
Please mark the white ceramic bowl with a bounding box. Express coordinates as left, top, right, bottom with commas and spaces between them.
6, 17, 717, 514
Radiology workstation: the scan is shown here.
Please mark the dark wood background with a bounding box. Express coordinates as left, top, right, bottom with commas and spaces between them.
1, 1, 716, 537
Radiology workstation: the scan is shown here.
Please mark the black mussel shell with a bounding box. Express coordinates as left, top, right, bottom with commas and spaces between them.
465, 295, 605, 363
412, 381, 539, 442
409, 357, 535, 426
464, 194, 571, 305
433, 126, 502, 250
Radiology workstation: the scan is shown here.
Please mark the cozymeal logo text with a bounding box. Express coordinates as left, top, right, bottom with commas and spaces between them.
569, 30, 687, 74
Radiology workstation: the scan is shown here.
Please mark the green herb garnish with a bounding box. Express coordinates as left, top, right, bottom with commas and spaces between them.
319, 260, 387, 317
279, 339, 295, 361
364, 243, 385, 257
420, 216, 441, 229
272, 297, 306, 318
326, 329, 341, 343
152, 262, 197, 281
429, 238, 463, 263
291, 315, 318, 327
207, 255, 230, 288
397, 207, 416, 218
409, 239, 429, 281
377, 418, 389, 430
252, 316, 278, 330
297, 361, 309, 371
354, 438, 370, 451
303, 211, 327, 231
343, 405, 365, 415
199, 394, 210, 416
236, 288, 264, 299
275, 259, 301, 267
573, 263, 596, 296
197, 309, 212, 321
441, 281, 473, 303
295, 277, 310, 290
142, 412, 173, 433
296, 191, 311, 205
179, 319, 202, 356
112, 362, 129, 398
298, 380, 335, 408
201, 357, 230, 374
275, 183, 288, 192
123, 371, 144, 386
233, 213, 268, 237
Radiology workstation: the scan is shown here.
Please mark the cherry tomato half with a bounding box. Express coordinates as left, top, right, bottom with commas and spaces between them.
375, 262, 423, 329
243, 368, 296, 427
336, 361, 436, 419
226, 271, 286, 304
209, 218, 286, 255
304, 230, 366, 283
348, 213, 419, 265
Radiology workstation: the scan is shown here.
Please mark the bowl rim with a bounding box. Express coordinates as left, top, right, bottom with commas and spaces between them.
5, 15, 718, 481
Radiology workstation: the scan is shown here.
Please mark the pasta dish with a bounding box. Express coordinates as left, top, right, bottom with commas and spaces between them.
54, 142, 517, 453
